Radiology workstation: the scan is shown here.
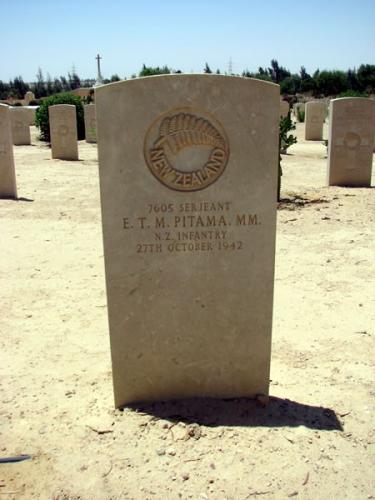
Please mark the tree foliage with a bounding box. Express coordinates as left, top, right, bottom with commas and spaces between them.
1, 61, 375, 101
204, 63, 212, 74
0, 67, 95, 100
241, 60, 375, 96
139, 64, 172, 77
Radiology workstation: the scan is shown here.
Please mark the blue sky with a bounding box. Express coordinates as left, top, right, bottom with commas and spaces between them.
2, 0, 374, 82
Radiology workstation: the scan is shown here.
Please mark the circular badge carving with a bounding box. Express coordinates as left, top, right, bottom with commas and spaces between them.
344, 132, 361, 150
58, 125, 69, 136
144, 108, 229, 191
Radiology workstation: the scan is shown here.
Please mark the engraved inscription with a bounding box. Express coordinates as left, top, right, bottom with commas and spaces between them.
334, 130, 373, 171
144, 108, 229, 192
58, 124, 70, 136
122, 201, 260, 254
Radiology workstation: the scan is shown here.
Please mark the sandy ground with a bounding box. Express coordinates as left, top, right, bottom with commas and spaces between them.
1, 123, 374, 500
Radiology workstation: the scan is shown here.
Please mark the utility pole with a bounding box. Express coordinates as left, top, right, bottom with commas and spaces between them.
228, 57, 233, 75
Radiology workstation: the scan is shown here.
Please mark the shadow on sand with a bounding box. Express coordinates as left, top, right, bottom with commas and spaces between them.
16, 197, 34, 202
0, 196, 33, 202
128, 396, 343, 431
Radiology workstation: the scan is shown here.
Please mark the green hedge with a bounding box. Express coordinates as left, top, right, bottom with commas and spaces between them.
35, 92, 85, 142
337, 90, 369, 98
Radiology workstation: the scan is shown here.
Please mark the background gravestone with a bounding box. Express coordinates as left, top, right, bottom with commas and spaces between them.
0, 104, 17, 198
305, 100, 326, 140
84, 104, 97, 143
280, 100, 289, 118
24, 91, 35, 105
49, 104, 78, 160
327, 97, 375, 187
96, 75, 280, 407
11, 107, 31, 145
25, 107, 37, 126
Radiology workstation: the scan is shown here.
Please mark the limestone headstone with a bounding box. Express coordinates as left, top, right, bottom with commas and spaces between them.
25, 106, 37, 126
327, 97, 375, 187
11, 107, 31, 145
84, 104, 97, 143
96, 75, 280, 407
305, 100, 326, 140
0, 104, 17, 198
24, 91, 35, 105
280, 100, 289, 118
49, 104, 78, 160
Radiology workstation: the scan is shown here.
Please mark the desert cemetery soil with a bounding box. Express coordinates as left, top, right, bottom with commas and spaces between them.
1, 123, 374, 500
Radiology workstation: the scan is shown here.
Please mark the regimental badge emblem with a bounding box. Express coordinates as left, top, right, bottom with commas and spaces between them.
144, 108, 230, 192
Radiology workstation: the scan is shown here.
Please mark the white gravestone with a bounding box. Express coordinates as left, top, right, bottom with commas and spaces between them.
305, 101, 326, 140
11, 107, 31, 145
49, 104, 79, 160
24, 91, 35, 105
84, 104, 97, 143
0, 104, 17, 198
96, 75, 280, 407
327, 97, 375, 187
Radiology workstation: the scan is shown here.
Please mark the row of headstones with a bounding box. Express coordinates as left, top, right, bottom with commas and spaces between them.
282, 99, 375, 146
3, 103, 97, 148
280, 99, 327, 139
280, 100, 329, 140
279, 98, 375, 186
0, 103, 97, 197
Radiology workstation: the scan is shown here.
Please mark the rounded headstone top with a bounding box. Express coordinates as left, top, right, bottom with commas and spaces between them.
95, 73, 280, 94
331, 97, 375, 103
49, 104, 76, 109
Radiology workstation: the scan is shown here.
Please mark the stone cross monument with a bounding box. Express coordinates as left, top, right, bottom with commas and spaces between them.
95, 54, 104, 86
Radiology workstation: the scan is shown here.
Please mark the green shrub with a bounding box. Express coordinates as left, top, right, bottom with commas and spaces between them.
82, 88, 95, 105
314, 70, 348, 96
280, 75, 301, 94
12, 102, 22, 106
337, 90, 369, 98
35, 92, 85, 142
280, 112, 297, 154
295, 105, 305, 122
278, 111, 297, 201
